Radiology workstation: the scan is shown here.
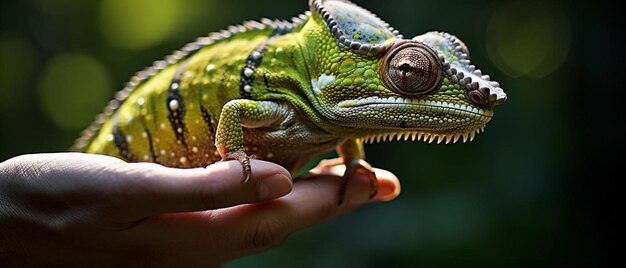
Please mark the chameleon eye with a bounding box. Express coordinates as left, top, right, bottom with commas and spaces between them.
381, 41, 443, 95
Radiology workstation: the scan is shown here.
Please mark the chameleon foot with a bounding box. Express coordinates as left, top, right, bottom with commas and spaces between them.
224, 151, 255, 183
317, 158, 378, 204
339, 158, 378, 204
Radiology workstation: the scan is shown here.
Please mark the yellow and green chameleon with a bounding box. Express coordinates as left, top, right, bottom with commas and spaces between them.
73, 0, 507, 200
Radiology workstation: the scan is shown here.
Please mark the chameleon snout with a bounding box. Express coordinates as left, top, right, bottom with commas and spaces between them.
449, 67, 507, 108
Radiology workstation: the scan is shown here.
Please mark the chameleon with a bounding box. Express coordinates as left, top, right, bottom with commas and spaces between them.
72, 0, 506, 199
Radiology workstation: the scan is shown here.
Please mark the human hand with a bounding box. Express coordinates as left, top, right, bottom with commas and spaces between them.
0, 153, 400, 267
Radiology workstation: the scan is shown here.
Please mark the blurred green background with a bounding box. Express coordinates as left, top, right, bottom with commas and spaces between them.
0, 0, 617, 266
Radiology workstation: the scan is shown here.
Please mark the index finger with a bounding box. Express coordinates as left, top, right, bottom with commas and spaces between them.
213, 167, 400, 251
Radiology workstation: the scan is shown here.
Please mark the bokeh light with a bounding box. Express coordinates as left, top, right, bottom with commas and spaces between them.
99, 0, 183, 50
486, 1, 571, 78
37, 52, 111, 130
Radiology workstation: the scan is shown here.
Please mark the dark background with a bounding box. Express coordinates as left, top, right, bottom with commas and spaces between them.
0, 0, 619, 266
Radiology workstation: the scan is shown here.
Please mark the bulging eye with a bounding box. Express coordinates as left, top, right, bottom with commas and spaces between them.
380, 41, 443, 95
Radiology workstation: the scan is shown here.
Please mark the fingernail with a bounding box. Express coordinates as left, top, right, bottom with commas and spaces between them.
372, 182, 400, 202
259, 173, 292, 200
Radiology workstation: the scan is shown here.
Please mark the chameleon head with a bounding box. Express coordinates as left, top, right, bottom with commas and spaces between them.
308, 0, 507, 143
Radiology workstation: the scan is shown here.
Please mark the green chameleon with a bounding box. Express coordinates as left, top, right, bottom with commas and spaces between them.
73, 0, 506, 199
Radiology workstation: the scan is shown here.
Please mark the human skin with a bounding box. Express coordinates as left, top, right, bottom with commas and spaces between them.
0, 153, 400, 267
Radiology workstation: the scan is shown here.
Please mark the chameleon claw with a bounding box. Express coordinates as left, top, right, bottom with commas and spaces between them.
240, 156, 252, 184
315, 157, 378, 204
224, 151, 255, 183
339, 158, 378, 205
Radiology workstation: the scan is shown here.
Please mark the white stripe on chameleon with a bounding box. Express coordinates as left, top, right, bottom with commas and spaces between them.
311, 73, 336, 94
338, 97, 493, 117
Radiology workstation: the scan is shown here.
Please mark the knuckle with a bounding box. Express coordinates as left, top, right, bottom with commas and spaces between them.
197, 187, 218, 209
195, 182, 228, 209
303, 180, 339, 219
248, 217, 286, 250
42, 212, 95, 236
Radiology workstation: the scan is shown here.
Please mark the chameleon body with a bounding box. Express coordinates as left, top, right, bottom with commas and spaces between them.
74, 0, 506, 188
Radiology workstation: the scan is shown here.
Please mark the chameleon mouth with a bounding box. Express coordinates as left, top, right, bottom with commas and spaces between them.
359, 127, 486, 144
335, 96, 492, 144
337, 96, 493, 120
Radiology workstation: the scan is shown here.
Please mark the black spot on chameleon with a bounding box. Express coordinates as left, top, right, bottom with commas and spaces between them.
239, 26, 292, 98
143, 127, 158, 163
200, 104, 217, 154
200, 104, 214, 130
113, 125, 137, 162
263, 72, 270, 88
167, 60, 189, 148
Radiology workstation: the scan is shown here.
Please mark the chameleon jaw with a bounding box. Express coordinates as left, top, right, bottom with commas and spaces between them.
333, 96, 492, 144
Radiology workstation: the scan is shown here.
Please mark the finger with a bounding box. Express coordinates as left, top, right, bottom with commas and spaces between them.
211, 169, 398, 252
120, 167, 400, 260
106, 159, 293, 218
307, 165, 401, 202
6, 153, 293, 219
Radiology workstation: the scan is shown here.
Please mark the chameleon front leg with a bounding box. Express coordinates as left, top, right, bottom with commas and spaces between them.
215, 99, 289, 183
318, 138, 378, 204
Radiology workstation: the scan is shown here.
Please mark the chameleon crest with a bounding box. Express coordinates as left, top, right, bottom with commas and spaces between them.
75, 0, 506, 198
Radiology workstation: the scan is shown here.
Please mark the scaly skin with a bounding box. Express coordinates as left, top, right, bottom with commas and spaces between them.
74, 0, 506, 196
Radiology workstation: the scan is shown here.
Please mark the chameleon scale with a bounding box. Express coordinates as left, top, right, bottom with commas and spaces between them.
74, 0, 506, 190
